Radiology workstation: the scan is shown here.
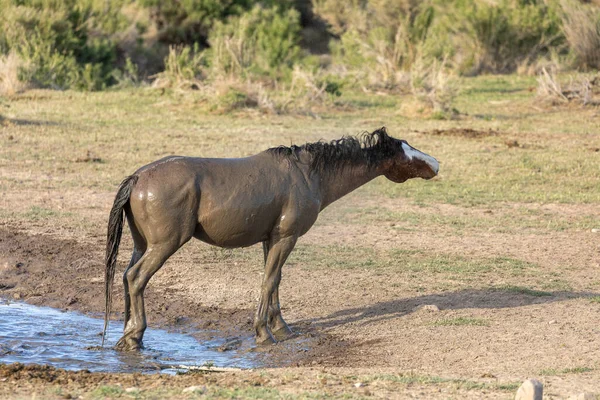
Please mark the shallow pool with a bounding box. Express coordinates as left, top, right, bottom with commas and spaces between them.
0, 301, 258, 373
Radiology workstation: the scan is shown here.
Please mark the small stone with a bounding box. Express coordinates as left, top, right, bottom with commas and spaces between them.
354, 382, 364, 388
124, 387, 139, 393
592, 229, 600, 233
12, 293, 20, 300
515, 379, 543, 400
549, 320, 557, 325
567, 393, 597, 400
218, 338, 242, 352
419, 304, 440, 312
182, 386, 205, 394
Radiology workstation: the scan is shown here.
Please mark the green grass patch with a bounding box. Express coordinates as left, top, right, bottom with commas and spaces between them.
2, 78, 600, 206
91, 385, 125, 398
590, 296, 600, 303
367, 373, 519, 391
431, 317, 489, 327
201, 386, 355, 399
289, 244, 537, 277
323, 204, 599, 234
22, 206, 70, 221
540, 366, 594, 376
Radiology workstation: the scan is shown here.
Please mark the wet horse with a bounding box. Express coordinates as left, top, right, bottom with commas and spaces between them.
103, 127, 439, 350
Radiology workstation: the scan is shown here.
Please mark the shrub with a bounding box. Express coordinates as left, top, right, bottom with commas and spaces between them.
324, 0, 566, 78
137, 0, 294, 46
151, 45, 206, 89
410, 57, 459, 117
278, 66, 340, 113
429, 0, 564, 75
0, 50, 29, 96
208, 4, 302, 79
328, 1, 434, 90
0, 0, 120, 90
560, 0, 600, 70
536, 67, 598, 105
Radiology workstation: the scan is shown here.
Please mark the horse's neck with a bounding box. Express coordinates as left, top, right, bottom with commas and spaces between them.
318, 163, 382, 210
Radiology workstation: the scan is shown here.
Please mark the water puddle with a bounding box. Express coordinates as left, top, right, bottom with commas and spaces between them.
0, 301, 259, 373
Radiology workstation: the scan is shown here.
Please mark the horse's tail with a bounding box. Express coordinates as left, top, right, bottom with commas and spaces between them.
102, 174, 138, 347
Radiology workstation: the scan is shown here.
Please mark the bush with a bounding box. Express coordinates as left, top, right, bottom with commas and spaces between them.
536, 67, 599, 105
137, 0, 295, 45
0, 0, 120, 90
327, 0, 434, 90
324, 0, 566, 78
410, 57, 459, 117
151, 45, 206, 89
0, 50, 29, 96
560, 0, 600, 70
458, 0, 564, 74
208, 4, 302, 79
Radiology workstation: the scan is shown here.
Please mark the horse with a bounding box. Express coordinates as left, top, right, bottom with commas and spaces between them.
102, 127, 439, 350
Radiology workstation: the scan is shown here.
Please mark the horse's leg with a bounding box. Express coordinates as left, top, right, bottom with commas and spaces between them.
269, 279, 293, 338
115, 240, 181, 350
122, 219, 147, 334
255, 236, 297, 344
262, 241, 293, 338
122, 249, 143, 331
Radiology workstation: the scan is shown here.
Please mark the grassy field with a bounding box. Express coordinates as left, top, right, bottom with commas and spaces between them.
1, 75, 600, 399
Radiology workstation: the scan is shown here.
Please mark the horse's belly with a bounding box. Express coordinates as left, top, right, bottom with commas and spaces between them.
195, 210, 274, 248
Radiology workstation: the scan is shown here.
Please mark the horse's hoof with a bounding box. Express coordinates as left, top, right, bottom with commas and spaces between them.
255, 333, 276, 346
272, 325, 294, 340
115, 336, 143, 351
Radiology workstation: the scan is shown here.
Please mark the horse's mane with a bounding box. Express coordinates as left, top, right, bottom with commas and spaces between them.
267, 127, 400, 174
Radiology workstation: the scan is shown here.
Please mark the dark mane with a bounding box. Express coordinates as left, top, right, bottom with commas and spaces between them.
267, 127, 400, 174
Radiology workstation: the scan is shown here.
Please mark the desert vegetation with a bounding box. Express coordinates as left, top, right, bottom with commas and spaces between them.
1, 0, 599, 114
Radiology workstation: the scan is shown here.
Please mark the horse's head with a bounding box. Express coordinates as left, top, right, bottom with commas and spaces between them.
383, 140, 439, 183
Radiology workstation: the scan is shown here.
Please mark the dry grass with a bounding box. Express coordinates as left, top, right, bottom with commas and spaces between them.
150, 45, 205, 90
0, 51, 29, 96
536, 67, 598, 105
561, 0, 600, 70
1, 76, 600, 399
409, 58, 459, 118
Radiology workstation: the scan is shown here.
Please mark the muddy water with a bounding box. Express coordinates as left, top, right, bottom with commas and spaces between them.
0, 301, 258, 373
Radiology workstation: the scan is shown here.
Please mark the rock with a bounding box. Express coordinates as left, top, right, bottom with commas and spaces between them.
124, 387, 139, 393
182, 386, 205, 394
416, 304, 440, 312
515, 379, 543, 400
354, 382, 364, 388
567, 393, 597, 400
592, 229, 600, 233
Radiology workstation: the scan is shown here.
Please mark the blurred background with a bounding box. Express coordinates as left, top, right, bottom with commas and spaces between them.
0, 0, 598, 114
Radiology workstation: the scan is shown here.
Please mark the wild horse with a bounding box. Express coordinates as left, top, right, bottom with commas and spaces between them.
103, 127, 439, 350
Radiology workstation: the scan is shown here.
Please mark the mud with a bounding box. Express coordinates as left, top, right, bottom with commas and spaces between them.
0, 227, 351, 368
0, 302, 258, 373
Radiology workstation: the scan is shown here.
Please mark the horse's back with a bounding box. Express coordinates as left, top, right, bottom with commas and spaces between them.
129, 154, 296, 248
192, 154, 297, 247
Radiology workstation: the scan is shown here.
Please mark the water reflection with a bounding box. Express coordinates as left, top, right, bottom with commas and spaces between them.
0, 301, 257, 373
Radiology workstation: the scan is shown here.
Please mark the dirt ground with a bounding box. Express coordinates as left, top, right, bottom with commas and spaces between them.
1, 192, 599, 399
1, 85, 600, 398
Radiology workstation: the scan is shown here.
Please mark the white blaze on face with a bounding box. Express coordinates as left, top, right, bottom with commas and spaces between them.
401, 142, 440, 175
